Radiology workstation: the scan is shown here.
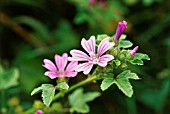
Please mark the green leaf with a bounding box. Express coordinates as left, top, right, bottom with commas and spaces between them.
56, 82, 69, 90
83, 92, 101, 102
117, 70, 140, 80
130, 53, 150, 65
31, 86, 42, 96
69, 88, 100, 113
119, 34, 127, 40
118, 40, 133, 48
41, 84, 55, 107
100, 78, 114, 91
96, 34, 109, 45
134, 53, 150, 60
113, 78, 133, 97
97, 34, 109, 41
0, 68, 20, 90
100, 71, 139, 97
130, 59, 144, 65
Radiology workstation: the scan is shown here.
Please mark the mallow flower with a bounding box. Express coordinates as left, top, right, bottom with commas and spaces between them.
130, 46, 139, 56
114, 21, 127, 41
43, 53, 78, 79
68, 36, 115, 75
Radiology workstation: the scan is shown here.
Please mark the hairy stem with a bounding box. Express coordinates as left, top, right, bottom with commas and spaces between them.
53, 75, 98, 101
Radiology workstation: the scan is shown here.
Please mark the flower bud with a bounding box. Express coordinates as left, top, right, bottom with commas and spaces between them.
114, 21, 127, 41
36, 110, 43, 114
130, 46, 139, 56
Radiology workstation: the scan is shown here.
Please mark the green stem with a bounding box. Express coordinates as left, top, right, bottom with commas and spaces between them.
53, 75, 98, 101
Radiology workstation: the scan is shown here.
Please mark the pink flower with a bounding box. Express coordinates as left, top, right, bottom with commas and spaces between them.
43, 53, 78, 79
114, 21, 127, 41
68, 36, 115, 75
130, 46, 139, 56
36, 110, 43, 114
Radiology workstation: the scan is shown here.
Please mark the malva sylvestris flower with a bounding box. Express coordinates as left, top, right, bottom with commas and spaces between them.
114, 20, 127, 41
43, 53, 78, 79
68, 36, 115, 75
130, 46, 139, 56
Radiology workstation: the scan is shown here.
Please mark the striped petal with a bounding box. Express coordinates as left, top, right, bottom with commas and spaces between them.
68, 49, 90, 61
81, 36, 96, 54
65, 71, 78, 77
65, 61, 78, 77
75, 62, 93, 75
97, 54, 114, 67
97, 37, 115, 57
42, 59, 57, 72
44, 71, 59, 79
55, 53, 68, 72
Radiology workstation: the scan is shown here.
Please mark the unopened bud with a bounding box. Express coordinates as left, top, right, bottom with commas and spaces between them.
130, 46, 139, 56
114, 21, 127, 41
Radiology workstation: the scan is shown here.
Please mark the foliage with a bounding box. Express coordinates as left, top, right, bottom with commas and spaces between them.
69, 88, 100, 113
0, 0, 170, 114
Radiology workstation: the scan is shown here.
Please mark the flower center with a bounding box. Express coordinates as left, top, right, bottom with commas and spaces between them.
89, 52, 98, 64
58, 71, 65, 78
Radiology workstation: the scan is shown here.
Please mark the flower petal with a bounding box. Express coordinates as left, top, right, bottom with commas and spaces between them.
65, 71, 78, 77
81, 36, 96, 54
44, 71, 59, 79
66, 61, 78, 72
98, 54, 114, 67
97, 37, 115, 57
42, 59, 57, 72
75, 62, 93, 75
55, 53, 68, 72
68, 49, 90, 61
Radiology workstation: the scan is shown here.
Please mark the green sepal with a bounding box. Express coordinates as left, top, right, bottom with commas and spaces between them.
56, 82, 69, 90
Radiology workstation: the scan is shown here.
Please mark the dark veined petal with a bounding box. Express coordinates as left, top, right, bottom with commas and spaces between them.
68, 49, 90, 61
75, 62, 93, 75
98, 54, 114, 67
97, 37, 115, 57
81, 36, 96, 54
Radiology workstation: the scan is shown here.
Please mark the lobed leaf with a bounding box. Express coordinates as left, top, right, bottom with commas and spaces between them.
113, 78, 133, 97
130, 59, 144, 65
0, 68, 20, 90
31, 86, 42, 96
100, 78, 114, 91
134, 53, 150, 60
41, 84, 55, 107
117, 70, 140, 80
69, 88, 100, 113
100, 70, 139, 97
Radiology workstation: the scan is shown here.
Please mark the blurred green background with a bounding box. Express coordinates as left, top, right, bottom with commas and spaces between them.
0, 0, 170, 114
